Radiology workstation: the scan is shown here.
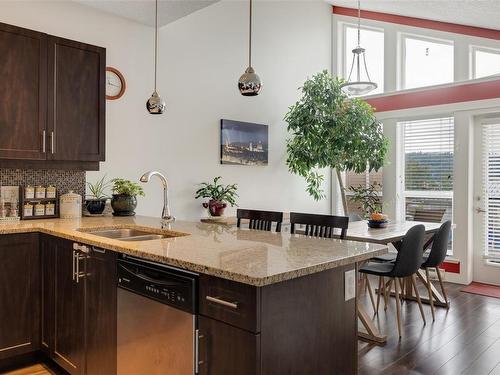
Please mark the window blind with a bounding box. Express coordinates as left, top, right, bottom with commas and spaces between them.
402, 117, 454, 192
481, 123, 500, 260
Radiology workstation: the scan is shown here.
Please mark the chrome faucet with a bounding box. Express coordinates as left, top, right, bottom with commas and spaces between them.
139, 171, 175, 223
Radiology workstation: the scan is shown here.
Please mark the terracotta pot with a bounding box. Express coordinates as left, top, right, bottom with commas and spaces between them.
111, 194, 137, 216
203, 199, 227, 217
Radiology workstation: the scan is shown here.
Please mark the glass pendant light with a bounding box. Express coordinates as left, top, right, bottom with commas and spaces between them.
146, 0, 166, 114
340, 0, 377, 97
238, 0, 262, 96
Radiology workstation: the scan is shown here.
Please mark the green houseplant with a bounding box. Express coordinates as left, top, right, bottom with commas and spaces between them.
85, 175, 110, 215
195, 176, 238, 217
285, 70, 389, 214
348, 183, 383, 219
110, 178, 145, 216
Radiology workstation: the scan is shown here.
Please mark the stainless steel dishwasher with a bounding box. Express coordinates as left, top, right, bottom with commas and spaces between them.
117, 255, 199, 375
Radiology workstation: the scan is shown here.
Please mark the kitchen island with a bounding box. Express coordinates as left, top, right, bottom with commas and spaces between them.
0, 216, 387, 374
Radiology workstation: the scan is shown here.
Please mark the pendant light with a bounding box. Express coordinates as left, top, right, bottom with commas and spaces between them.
238, 0, 262, 96
146, 0, 166, 114
340, 0, 377, 97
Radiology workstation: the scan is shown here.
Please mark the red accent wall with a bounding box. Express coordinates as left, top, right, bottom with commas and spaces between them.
332, 6, 500, 41
365, 80, 500, 113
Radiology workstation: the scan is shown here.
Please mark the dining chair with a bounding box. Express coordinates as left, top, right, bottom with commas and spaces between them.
236, 209, 284, 232
290, 212, 349, 239
359, 224, 426, 338
420, 220, 452, 321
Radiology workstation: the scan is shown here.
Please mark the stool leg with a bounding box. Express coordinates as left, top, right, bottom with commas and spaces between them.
436, 267, 449, 309
411, 274, 426, 325
394, 277, 402, 338
364, 274, 376, 314
425, 267, 435, 321
376, 276, 383, 315
384, 278, 392, 311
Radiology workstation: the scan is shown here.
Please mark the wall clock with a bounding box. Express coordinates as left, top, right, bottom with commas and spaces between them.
106, 67, 126, 100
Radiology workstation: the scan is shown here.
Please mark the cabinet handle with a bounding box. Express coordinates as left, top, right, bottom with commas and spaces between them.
205, 296, 239, 309
195, 329, 201, 374
50, 131, 55, 154
92, 246, 106, 254
72, 250, 76, 281
42, 130, 46, 153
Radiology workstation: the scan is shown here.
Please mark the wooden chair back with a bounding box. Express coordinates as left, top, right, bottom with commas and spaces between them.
236, 209, 284, 232
290, 212, 349, 239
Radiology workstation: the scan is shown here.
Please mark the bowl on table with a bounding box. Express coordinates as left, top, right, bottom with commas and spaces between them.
367, 219, 389, 229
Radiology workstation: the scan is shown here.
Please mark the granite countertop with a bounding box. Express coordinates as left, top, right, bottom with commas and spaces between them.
0, 216, 387, 286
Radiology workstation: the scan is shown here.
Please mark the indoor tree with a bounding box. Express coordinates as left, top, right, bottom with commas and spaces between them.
285, 70, 389, 215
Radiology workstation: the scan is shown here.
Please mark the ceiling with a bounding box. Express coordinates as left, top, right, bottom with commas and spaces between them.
329, 0, 500, 30
72, 0, 218, 27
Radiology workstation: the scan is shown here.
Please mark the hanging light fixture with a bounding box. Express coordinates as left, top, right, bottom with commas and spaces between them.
146, 0, 166, 114
238, 0, 262, 96
340, 0, 377, 96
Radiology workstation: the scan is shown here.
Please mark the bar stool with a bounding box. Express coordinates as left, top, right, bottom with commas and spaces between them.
359, 225, 427, 338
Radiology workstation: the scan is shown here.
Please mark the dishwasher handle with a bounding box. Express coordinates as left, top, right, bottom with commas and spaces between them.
118, 263, 185, 287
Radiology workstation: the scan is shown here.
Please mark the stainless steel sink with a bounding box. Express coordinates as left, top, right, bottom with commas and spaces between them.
82, 228, 169, 242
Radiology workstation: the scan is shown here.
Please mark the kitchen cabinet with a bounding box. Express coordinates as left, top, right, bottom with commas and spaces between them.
0, 21, 105, 169
0, 23, 47, 161
198, 316, 260, 375
41, 236, 116, 375
47, 36, 105, 163
0, 233, 40, 360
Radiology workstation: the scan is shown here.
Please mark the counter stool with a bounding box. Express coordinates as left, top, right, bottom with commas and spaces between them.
236, 209, 284, 232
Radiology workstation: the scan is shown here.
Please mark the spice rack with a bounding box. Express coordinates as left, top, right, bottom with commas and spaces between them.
20, 186, 59, 220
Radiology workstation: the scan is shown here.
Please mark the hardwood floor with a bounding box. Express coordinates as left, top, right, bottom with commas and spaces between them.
358, 278, 500, 375
1, 364, 53, 375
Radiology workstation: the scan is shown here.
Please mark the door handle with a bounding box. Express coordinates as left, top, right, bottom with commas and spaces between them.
42, 130, 46, 153
476, 207, 487, 213
50, 131, 55, 154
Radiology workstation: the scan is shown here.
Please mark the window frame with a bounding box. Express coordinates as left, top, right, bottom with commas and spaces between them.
398, 32, 455, 90
470, 45, 500, 80
338, 21, 385, 92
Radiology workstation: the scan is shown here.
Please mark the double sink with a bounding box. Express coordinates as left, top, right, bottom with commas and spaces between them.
80, 227, 188, 242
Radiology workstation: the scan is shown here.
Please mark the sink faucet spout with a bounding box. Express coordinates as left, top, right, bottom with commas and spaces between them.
139, 170, 175, 223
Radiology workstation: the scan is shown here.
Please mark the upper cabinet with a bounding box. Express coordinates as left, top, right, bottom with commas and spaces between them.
0, 23, 47, 161
0, 22, 105, 170
47, 37, 105, 162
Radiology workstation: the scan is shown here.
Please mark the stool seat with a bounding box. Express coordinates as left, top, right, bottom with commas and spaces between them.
371, 253, 397, 263
359, 262, 394, 277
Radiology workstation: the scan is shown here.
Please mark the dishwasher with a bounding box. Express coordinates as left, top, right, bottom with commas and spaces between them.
117, 254, 199, 375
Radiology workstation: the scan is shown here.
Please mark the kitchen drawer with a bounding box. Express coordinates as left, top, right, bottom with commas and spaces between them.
199, 274, 260, 333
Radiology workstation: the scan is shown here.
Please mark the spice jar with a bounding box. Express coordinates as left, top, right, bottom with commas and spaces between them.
46, 186, 56, 199
34, 203, 45, 216
25, 185, 35, 199
23, 203, 33, 217
45, 202, 55, 216
35, 186, 46, 199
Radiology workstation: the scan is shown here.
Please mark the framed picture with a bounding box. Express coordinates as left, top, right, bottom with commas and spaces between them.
220, 119, 268, 166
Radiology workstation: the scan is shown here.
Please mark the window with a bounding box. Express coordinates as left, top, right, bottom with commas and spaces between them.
471, 46, 500, 79
343, 24, 384, 94
345, 168, 383, 217
401, 34, 454, 90
399, 117, 454, 251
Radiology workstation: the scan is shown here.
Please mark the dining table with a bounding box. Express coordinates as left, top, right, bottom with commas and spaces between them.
345, 220, 445, 344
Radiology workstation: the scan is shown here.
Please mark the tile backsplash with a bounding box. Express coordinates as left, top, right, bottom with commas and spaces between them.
0, 169, 86, 198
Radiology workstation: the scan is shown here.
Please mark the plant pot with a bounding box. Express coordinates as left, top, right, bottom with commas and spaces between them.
85, 198, 107, 215
204, 199, 227, 217
111, 194, 137, 216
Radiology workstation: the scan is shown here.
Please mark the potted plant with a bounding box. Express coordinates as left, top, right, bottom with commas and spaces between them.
348, 182, 388, 227
285, 70, 389, 215
111, 178, 145, 216
85, 175, 110, 215
195, 176, 238, 217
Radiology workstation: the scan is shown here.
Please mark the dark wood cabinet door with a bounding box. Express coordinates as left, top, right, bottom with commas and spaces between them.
85, 247, 117, 375
0, 233, 40, 360
40, 235, 55, 357
47, 36, 105, 162
198, 316, 260, 375
53, 238, 85, 375
0, 23, 47, 161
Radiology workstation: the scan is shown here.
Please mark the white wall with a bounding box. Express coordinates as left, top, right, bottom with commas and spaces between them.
0, 0, 333, 220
